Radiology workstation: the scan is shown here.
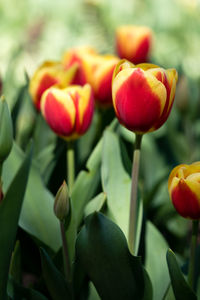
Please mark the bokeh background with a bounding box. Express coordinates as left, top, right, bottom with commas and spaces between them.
1, 0, 200, 85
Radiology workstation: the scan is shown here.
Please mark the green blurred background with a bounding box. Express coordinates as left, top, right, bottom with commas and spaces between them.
1, 0, 200, 85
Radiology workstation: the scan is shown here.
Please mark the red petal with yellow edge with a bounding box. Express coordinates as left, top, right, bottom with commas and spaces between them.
96, 65, 116, 105
114, 68, 165, 133
43, 92, 74, 136
78, 93, 94, 134
36, 74, 59, 110
171, 179, 200, 219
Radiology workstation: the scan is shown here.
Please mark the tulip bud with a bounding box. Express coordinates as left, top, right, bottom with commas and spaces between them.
62, 46, 97, 85
41, 84, 94, 140
29, 61, 77, 111
168, 162, 200, 219
112, 60, 178, 134
54, 181, 70, 221
116, 25, 153, 64
0, 96, 13, 163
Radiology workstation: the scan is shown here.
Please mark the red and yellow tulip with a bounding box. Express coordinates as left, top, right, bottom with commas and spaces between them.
116, 25, 153, 64
84, 54, 120, 106
62, 46, 97, 85
29, 61, 77, 111
112, 60, 178, 134
41, 84, 94, 140
168, 162, 200, 219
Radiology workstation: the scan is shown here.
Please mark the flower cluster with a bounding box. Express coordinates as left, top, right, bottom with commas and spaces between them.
29, 25, 178, 141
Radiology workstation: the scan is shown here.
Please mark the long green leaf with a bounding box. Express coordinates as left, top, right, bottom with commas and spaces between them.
166, 249, 197, 300
40, 248, 71, 300
0, 145, 32, 300
145, 221, 170, 300
2, 142, 61, 251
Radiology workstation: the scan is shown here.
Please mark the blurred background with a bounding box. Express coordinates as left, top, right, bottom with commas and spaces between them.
1, 0, 200, 84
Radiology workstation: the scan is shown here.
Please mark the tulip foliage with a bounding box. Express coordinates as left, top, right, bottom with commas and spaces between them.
1, 20, 200, 300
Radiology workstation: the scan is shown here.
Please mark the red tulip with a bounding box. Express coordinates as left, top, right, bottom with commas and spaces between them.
116, 25, 152, 64
168, 162, 200, 219
112, 60, 178, 134
41, 84, 94, 140
29, 61, 77, 111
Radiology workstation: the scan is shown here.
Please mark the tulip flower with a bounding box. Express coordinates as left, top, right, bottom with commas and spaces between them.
29, 61, 77, 111
112, 60, 178, 134
168, 163, 200, 289
62, 46, 97, 85
116, 25, 153, 64
84, 54, 119, 106
168, 162, 200, 219
41, 84, 94, 141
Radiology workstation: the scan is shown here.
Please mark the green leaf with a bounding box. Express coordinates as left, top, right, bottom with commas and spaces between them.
9, 241, 21, 283
76, 212, 152, 300
101, 129, 131, 237
71, 139, 102, 226
0, 145, 32, 300
166, 249, 197, 300
2, 142, 61, 252
84, 192, 106, 218
40, 248, 71, 300
145, 221, 170, 300
7, 277, 48, 300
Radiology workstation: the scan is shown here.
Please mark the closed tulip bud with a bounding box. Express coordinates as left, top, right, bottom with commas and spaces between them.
168, 162, 200, 219
0, 96, 13, 163
54, 181, 70, 221
112, 60, 178, 134
29, 61, 77, 111
116, 25, 153, 64
41, 84, 94, 140
85, 54, 119, 106
62, 46, 97, 85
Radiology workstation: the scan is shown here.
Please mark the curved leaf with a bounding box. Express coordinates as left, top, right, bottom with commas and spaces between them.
76, 212, 152, 300
166, 249, 197, 300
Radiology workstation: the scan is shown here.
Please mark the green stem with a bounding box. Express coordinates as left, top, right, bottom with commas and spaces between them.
60, 221, 71, 282
66, 141, 75, 194
188, 220, 199, 290
128, 134, 143, 255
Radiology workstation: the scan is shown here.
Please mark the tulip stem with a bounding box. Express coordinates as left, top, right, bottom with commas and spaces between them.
188, 220, 199, 290
128, 133, 143, 255
66, 141, 75, 194
60, 221, 71, 282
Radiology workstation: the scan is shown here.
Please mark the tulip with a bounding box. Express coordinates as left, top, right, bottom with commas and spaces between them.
62, 46, 97, 85
41, 84, 94, 140
116, 25, 153, 64
168, 162, 200, 219
84, 54, 119, 106
112, 60, 178, 134
29, 61, 77, 111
